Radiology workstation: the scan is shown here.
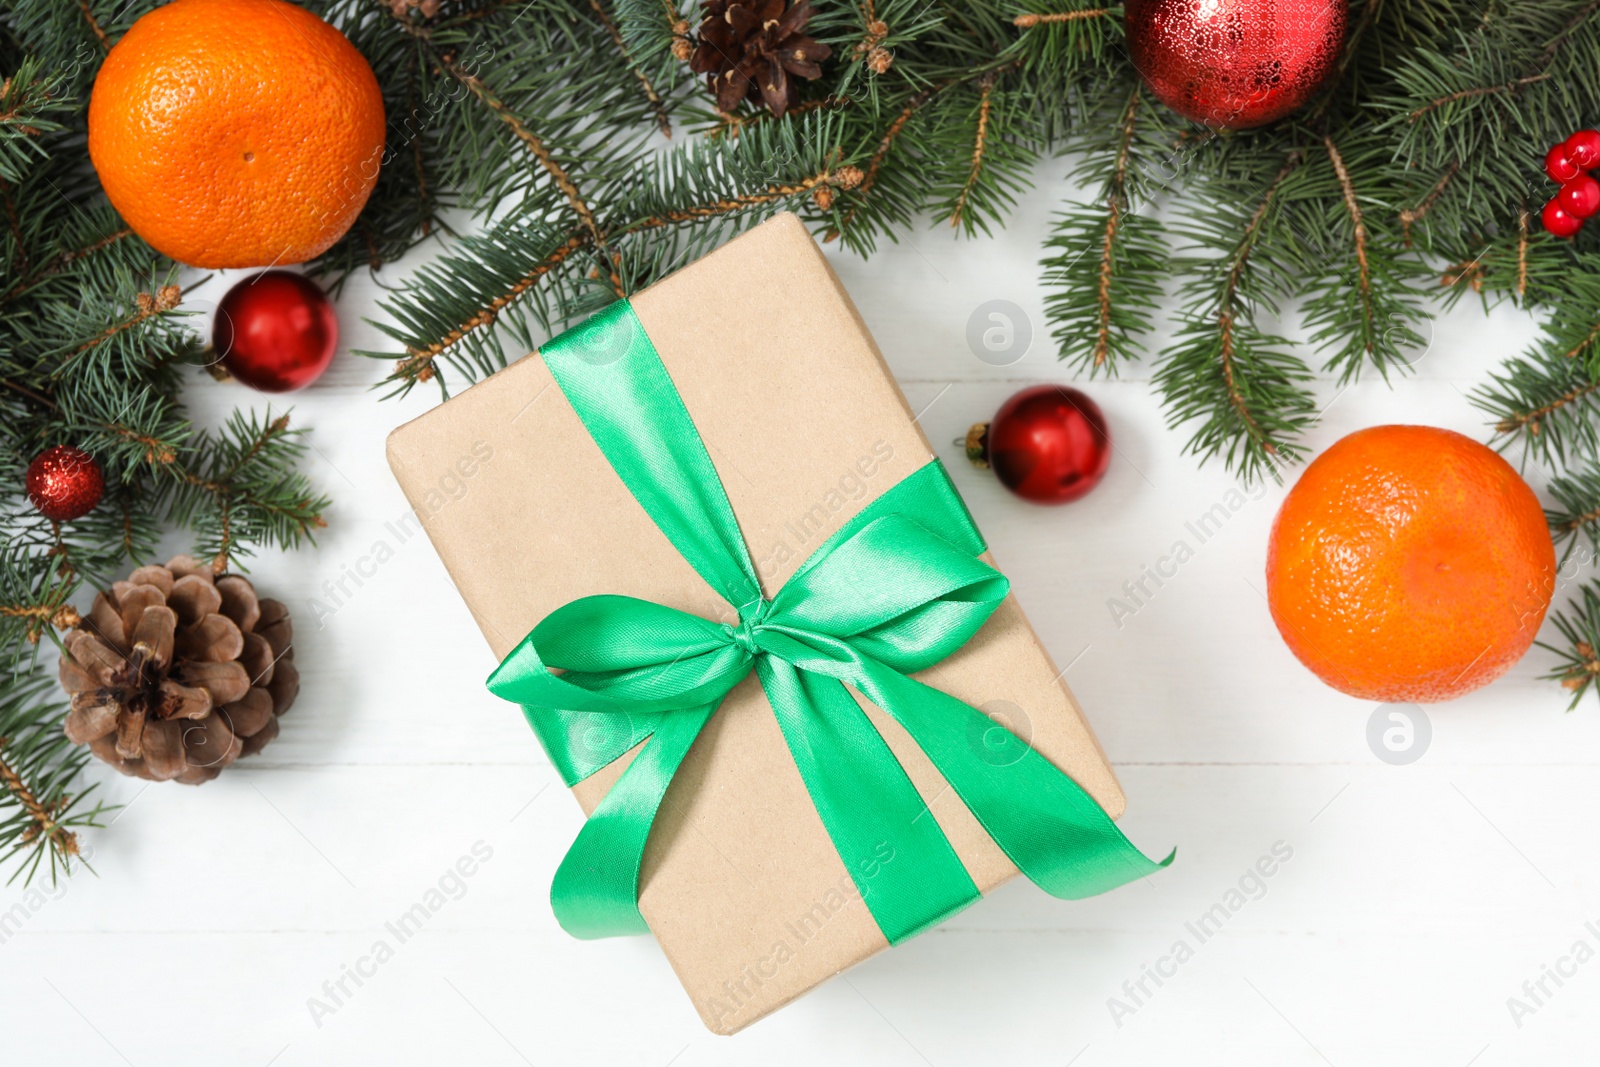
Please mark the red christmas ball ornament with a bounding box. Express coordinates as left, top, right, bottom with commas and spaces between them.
26, 445, 104, 522
1124, 0, 1347, 129
1559, 174, 1600, 219
1546, 144, 1581, 183
1564, 129, 1600, 170
213, 271, 338, 392
966, 385, 1111, 505
1543, 198, 1584, 238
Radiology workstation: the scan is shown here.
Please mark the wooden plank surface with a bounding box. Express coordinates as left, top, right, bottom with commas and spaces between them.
3, 169, 1594, 1066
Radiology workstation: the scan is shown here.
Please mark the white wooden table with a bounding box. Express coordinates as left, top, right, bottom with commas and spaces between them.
6, 170, 1596, 1066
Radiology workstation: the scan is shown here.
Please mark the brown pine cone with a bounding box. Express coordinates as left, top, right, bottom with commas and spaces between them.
688, 0, 831, 118
57, 555, 298, 784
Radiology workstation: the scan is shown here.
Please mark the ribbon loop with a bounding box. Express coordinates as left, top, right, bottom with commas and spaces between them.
491, 299, 1170, 944
768, 512, 1009, 673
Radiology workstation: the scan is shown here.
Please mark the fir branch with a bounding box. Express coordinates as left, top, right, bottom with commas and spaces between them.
405, 56, 434, 239
1004, 0, 1120, 95
440, 59, 594, 225
1300, 131, 1428, 383
587, 0, 672, 137
947, 73, 995, 229
850, 0, 893, 71
1, 178, 26, 274
1405, 73, 1550, 121
0, 603, 80, 644
0, 546, 78, 649
1535, 0, 1600, 67
624, 163, 863, 228
0, 197, 156, 310
1476, 267, 1600, 459
57, 285, 181, 368
1518, 205, 1530, 300
1557, 318, 1600, 364
1324, 135, 1372, 331
1397, 161, 1457, 246
1207, 156, 1297, 445
1156, 150, 1316, 482
439, 55, 623, 294
0, 673, 109, 886
1546, 458, 1600, 563
1500, 378, 1600, 438
823, 60, 1022, 248
100, 428, 175, 469
1227, 154, 1302, 308
824, 84, 937, 242
2, 226, 133, 303
0, 61, 71, 185
77, 0, 111, 50
161, 411, 330, 571
390, 230, 588, 387
702, 94, 852, 139
1041, 84, 1168, 376
1476, 352, 1600, 464
859, 91, 927, 192
0, 375, 55, 409
1539, 580, 1600, 710
1012, 8, 1113, 28
1091, 90, 1140, 368
1383, 0, 1600, 252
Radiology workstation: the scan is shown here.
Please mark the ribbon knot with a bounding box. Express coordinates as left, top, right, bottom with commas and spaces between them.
721, 600, 768, 656
486, 300, 1169, 945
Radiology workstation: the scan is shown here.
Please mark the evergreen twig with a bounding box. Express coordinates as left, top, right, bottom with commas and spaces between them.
1539, 580, 1600, 710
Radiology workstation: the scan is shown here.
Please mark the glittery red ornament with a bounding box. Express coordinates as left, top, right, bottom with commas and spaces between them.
214, 271, 338, 393
966, 385, 1111, 505
26, 445, 104, 522
1124, 0, 1347, 129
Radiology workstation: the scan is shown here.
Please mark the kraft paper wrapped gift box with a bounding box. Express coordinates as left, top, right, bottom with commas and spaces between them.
385, 212, 1134, 1034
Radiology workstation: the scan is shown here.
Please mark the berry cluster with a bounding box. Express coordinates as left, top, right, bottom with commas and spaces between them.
1542, 130, 1600, 237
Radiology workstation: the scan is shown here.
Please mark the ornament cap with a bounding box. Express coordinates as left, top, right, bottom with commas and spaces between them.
965, 422, 990, 468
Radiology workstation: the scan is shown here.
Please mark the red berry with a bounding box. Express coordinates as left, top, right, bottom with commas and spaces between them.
1547, 144, 1581, 183
1543, 198, 1584, 238
1560, 174, 1600, 219
26, 445, 104, 522
1564, 129, 1600, 170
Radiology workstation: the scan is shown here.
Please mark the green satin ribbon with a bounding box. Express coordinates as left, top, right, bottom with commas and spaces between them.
488, 300, 1170, 943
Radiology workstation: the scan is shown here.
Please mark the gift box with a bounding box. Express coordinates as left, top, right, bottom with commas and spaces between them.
385, 212, 1163, 1034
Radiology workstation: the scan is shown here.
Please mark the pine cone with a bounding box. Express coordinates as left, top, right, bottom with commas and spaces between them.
688, 0, 832, 118
57, 555, 298, 784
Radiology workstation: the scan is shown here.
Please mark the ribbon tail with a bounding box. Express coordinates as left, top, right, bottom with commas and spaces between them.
852, 662, 1173, 900
550, 702, 718, 939
755, 658, 980, 944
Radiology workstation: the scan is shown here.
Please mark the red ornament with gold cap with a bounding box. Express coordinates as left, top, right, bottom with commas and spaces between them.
966, 385, 1111, 505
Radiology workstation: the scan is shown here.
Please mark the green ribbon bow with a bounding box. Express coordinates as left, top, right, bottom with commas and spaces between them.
488, 300, 1170, 943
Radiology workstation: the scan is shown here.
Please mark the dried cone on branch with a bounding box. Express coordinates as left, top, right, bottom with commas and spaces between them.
57, 556, 298, 784
689, 0, 831, 118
